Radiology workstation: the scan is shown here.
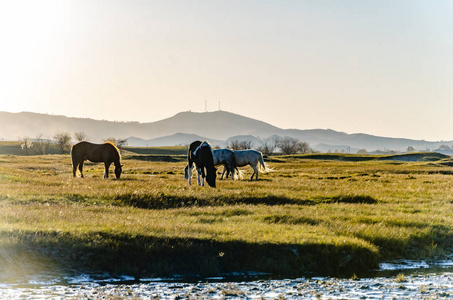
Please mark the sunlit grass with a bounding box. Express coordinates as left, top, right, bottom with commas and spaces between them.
1, 153, 453, 277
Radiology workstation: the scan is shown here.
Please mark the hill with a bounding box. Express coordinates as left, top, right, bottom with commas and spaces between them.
144, 111, 281, 140
0, 111, 278, 142
128, 133, 223, 147
0, 110, 452, 152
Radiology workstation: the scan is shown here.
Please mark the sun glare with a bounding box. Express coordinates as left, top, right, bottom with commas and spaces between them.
0, 1, 70, 112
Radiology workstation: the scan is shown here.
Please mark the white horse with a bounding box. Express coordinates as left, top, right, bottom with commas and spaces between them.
213, 148, 236, 180
232, 149, 267, 180
184, 146, 236, 185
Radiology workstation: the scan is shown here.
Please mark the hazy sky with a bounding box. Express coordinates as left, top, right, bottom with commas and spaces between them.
1, 1, 452, 141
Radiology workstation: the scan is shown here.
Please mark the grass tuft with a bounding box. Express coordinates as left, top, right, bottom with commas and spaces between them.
329, 195, 378, 204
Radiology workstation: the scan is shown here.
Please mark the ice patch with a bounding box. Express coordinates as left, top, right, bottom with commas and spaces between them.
380, 260, 430, 270
380, 256, 453, 271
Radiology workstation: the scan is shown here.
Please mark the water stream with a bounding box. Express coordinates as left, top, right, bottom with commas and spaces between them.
1, 257, 453, 299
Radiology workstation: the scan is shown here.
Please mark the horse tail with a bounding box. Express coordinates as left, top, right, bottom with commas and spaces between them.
258, 152, 269, 173
70, 145, 78, 176
70, 145, 75, 164
230, 151, 237, 179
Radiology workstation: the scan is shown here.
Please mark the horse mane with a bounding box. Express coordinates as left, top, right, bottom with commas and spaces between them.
200, 140, 211, 149
193, 140, 211, 156
105, 142, 121, 159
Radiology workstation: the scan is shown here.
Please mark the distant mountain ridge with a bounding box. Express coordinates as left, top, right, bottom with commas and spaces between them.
0, 110, 451, 152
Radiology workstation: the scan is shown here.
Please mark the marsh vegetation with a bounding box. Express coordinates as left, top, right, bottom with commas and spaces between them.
0, 150, 452, 279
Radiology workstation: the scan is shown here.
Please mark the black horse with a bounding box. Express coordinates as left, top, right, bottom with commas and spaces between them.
184, 140, 216, 187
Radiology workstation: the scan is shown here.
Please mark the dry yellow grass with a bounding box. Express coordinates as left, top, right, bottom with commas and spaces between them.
1, 153, 453, 277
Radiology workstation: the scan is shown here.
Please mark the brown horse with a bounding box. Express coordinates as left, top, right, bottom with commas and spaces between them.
71, 141, 123, 179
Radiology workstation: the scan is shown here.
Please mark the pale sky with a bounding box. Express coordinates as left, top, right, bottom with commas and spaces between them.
1, 0, 452, 141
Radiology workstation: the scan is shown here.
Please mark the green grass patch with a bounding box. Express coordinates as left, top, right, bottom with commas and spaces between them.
1, 153, 453, 278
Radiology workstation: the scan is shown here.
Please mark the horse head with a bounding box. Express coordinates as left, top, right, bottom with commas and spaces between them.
206, 166, 217, 188
114, 164, 123, 179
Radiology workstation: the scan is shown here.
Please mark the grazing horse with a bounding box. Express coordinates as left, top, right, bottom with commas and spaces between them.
213, 148, 236, 180
185, 148, 236, 182
184, 140, 216, 187
232, 149, 266, 180
71, 141, 123, 179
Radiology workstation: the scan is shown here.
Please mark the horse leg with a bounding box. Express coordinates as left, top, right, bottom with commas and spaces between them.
78, 161, 84, 178
73, 162, 78, 177
234, 167, 241, 180
220, 165, 227, 180
72, 155, 78, 177
186, 159, 195, 185
200, 168, 206, 187
223, 165, 233, 180
104, 162, 111, 179
189, 166, 193, 185
196, 168, 202, 186
251, 164, 258, 181
229, 164, 235, 180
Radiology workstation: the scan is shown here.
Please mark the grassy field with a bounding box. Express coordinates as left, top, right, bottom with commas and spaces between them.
1, 151, 453, 279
